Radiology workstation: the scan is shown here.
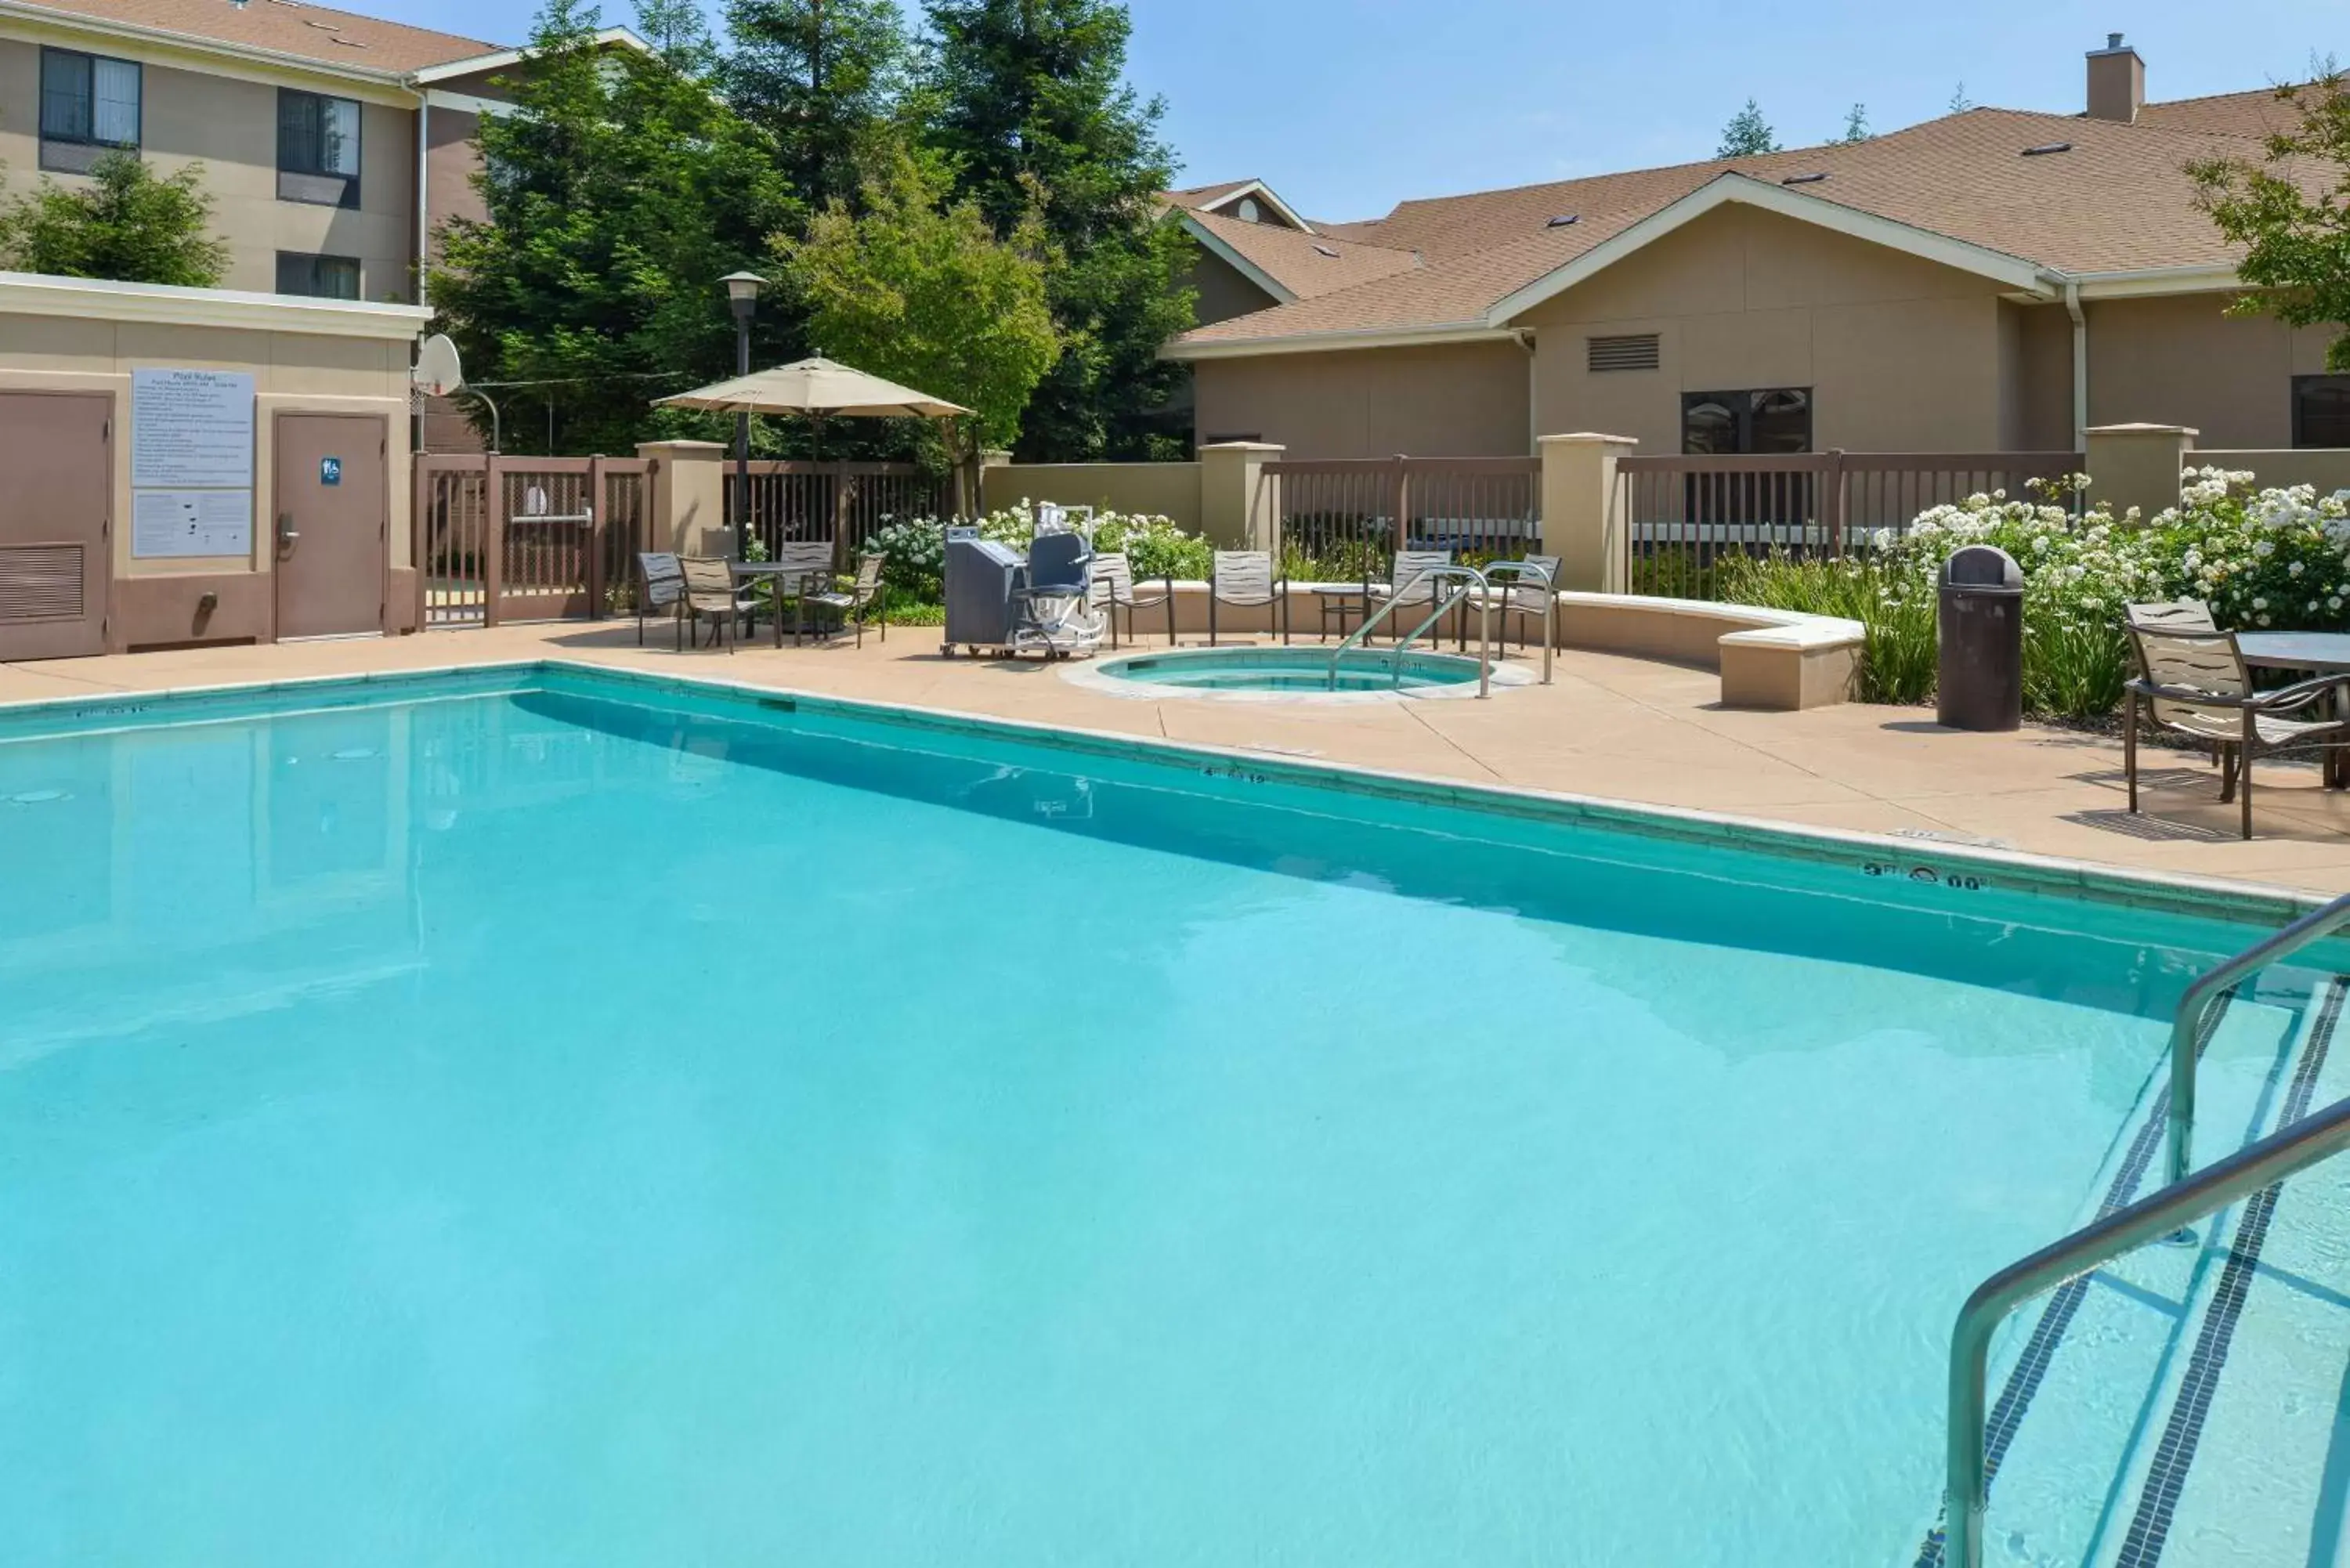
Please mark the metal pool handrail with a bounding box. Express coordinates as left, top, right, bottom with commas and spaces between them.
2163, 889, 2350, 1187
1943, 1086, 2350, 1568
1326, 565, 1494, 697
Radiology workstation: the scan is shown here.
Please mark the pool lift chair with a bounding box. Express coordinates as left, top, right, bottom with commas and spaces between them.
939, 522, 1106, 660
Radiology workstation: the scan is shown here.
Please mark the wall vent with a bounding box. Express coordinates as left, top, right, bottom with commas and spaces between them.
0, 544, 84, 623
1586, 333, 1661, 373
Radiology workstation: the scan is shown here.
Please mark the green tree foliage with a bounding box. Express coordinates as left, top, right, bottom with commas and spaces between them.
1947, 81, 1975, 114
2190, 73, 2350, 370
430, 0, 789, 454
0, 152, 228, 287
1840, 103, 1871, 143
1716, 98, 1778, 157
779, 142, 1059, 486
920, 0, 1195, 461
725, 0, 906, 213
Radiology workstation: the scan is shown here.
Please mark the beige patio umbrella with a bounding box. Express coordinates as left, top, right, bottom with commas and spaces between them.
659, 356, 974, 555
656, 356, 970, 421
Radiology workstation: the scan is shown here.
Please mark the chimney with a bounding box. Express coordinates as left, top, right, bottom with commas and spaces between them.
2086, 32, 2146, 123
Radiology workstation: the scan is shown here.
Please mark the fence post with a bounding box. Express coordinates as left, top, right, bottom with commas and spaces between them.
584, 455, 606, 619
483, 456, 505, 627
1198, 441, 1285, 548
1538, 433, 1638, 594
1822, 449, 1846, 557
2085, 423, 2197, 522
1391, 455, 1409, 555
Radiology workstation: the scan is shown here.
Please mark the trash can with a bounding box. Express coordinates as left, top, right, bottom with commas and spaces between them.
1937, 544, 2024, 731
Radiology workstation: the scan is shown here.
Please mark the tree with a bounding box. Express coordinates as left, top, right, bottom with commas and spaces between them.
725, 0, 907, 215
2190, 72, 2350, 369
0, 152, 228, 287
634, 0, 718, 74
1716, 98, 1778, 158
920, 0, 1195, 461
431, 0, 790, 454
1840, 103, 1871, 143
1947, 82, 1975, 114
779, 143, 1059, 496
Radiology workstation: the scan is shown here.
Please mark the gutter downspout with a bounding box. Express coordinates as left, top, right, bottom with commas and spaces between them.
2064, 279, 2087, 453
1513, 328, 1536, 455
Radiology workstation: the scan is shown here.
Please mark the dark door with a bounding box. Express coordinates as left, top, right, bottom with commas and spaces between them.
273, 413, 387, 639
0, 391, 111, 659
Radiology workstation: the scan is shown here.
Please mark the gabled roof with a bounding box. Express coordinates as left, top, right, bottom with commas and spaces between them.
2, 0, 494, 75
2135, 84, 2308, 139
1178, 207, 1419, 304
1161, 178, 1314, 233
1169, 103, 2302, 357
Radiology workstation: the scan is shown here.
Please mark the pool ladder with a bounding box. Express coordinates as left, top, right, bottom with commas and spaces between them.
1940, 887, 2350, 1568
1324, 562, 1556, 696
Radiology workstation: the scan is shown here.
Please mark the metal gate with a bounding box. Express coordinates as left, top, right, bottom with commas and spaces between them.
415, 455, 650, 627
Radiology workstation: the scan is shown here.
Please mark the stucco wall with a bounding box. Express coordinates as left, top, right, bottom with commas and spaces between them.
425, 104, 488, 247
1515, 204, 2016, 453
1191, 339, 1531, 458
0, 37, 418, 302
2086, 294, 2337, 449
0, 305, 419, 649
982, 461, 1203, 531
2001, 301, 2076, 452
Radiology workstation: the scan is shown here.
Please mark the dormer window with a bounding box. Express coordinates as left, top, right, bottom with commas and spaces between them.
1235, 196, 1262, 223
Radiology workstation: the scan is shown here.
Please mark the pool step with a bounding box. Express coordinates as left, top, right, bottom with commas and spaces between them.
1922, 974, 2350, 1568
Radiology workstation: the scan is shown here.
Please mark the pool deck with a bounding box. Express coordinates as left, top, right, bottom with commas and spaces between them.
9, 622, 2350, 898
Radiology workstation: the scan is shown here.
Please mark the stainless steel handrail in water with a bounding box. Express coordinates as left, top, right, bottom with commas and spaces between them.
1943, 1086, 2350, 1568
2160, 890, 2350, 1187
1326, 565, 1494, 697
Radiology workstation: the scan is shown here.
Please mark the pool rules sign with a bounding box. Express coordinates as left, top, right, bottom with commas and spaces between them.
129, 368, 255, 558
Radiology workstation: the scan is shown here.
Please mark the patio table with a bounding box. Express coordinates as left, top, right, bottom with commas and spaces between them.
2236, 630, 2350, 788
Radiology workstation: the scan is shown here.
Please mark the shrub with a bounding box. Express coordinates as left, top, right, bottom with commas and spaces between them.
861, 505, 1212, 602
2147, 468, 2350, 632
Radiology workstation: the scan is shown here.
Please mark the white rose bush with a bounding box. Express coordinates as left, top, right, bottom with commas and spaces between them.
1723, 470, 2350, 717
865, 505, 1214, 602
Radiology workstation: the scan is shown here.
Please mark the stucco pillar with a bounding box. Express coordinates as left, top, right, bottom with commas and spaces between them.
1539, 433, 1637, 594
976, 449, 1013, 514
1198, 440, 1284, 549
637, 439, 729, 554
2084, 424, 2196, 524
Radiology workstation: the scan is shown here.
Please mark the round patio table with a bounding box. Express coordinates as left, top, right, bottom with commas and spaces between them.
2236, 630, 2350, 788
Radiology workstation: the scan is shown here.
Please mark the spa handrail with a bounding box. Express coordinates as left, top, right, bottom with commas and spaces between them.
1943, 1084, 2350, 1568
1327, 565, 1494, 698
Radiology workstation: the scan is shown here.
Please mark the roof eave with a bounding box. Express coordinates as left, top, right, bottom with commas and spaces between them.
1173, 213, 1299, 307
1162, 323, 1520, 361
2070, 263, 2242, 300
409, 26, 647, 83
1483, 172, 2055, 327
1180, 179, 1315, 235
0, 0, 455, 83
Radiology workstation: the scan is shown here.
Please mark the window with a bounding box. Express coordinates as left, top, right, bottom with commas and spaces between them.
277, 89, 360, 208
1681, 388, 1812, 454
39, 48, 140, 172
1587, 334, 1660, 373
275, 252, 361, 299
2294, 376, 2350, 450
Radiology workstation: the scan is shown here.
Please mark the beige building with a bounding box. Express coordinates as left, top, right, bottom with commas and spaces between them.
1162, 37, 2347, 461
0, 0, 640, 305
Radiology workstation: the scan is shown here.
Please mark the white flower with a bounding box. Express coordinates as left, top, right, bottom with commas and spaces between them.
2291, 561, 2306, 576
2259, 613, 2273, 626
2254, 597, 2269, 610
2332, 597, 2343, 611
2254, 539, 2276, 557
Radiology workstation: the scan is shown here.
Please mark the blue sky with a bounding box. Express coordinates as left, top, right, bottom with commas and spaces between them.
398, 0, 2341, 221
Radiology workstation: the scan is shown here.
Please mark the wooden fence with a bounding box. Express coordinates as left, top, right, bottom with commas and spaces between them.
722, 461, 950, 562
1256, 456, 1542, 577
414, 455, 652, 628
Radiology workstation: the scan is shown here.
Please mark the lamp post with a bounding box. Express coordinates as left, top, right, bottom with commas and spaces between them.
719, 270, 766, 558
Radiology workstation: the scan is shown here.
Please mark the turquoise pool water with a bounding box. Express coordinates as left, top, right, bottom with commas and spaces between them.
0, 667, 2324, 1566
1097, 645, 1484, 692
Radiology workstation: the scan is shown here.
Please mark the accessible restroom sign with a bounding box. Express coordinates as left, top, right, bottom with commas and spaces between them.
129, 367, 255, 558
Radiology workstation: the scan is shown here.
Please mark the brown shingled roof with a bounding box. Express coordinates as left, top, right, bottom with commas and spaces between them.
1174, 103, 2301, 350
1181, 207, 1419, 300
13, 0, 495, 75
2136, 85, 2308, 139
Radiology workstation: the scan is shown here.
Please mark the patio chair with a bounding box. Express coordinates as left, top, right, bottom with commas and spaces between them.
1088, 552, 1177, 649
636, 551, 685, 649
1491, 554, 1560, 650
765, 540, 837, 643
1368, 548, 1455, 645
2127, 599, 2217, 634
2124, 624, 2350, 839
798, 551, 889, 648
678, 555, 756, 652
1206, 550, 1289, 645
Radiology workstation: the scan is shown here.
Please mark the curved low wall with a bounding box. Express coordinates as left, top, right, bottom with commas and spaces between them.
1087, 581, 1863, 711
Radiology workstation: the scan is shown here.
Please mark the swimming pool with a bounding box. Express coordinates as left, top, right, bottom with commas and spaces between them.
1085, 645, 1517, 699
0, 663, 2338, 1567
